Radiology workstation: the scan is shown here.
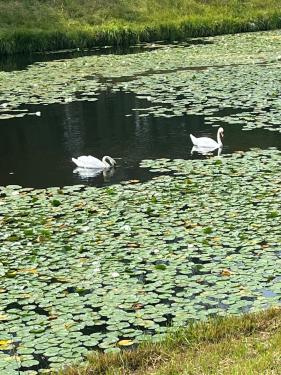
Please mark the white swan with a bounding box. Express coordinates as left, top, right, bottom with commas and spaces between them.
72, 155, 116, 169
190, 127, 224, 149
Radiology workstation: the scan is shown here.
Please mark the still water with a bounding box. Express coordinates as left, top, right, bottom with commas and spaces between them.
1, 90, 281, 188
0, 39, 212, 72
0, 45, 158, 72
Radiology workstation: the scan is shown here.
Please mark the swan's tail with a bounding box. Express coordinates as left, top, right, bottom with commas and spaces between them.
72, 157, 79, 167
190, 134, 198, 146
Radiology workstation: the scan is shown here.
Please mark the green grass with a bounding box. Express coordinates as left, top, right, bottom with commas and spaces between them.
1, 1, 281, 54
57, 308, 281, 375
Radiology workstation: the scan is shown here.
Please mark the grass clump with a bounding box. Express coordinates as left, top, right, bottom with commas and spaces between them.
57, 308, 281, 375
1, 1, 281, 53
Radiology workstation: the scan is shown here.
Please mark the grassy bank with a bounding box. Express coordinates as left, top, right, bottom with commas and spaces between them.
58, 308, 281, 375
1, 0, 281, 54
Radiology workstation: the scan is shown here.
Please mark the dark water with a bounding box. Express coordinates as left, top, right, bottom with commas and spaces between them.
0, 39, 212, 72
1, 90, 281, 188
0, 46, 155, 72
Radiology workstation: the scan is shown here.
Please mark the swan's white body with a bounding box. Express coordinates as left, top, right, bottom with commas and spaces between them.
190, 127, 224, 149
72, 155, 116, 169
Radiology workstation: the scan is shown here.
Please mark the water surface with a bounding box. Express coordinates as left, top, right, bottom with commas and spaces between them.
0, 39, 212, 72
1, 90, 281, 188
0, 45, 156, 72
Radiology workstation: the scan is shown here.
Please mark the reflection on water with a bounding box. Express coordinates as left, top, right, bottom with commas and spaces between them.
0, 45, 157, 72
191, 145, 222, 156
0, 90, 281, 188
0, 39, 213, 72
73, 167, 116, 181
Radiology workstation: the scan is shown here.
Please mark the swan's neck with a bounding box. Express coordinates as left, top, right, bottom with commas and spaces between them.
103, 156, 116, 168
102, 156, 111, 168
217, 130, 223, 147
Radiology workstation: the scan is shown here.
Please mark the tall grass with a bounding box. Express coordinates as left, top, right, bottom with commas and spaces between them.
57, 308, 281, 375
1, 1, 281, 54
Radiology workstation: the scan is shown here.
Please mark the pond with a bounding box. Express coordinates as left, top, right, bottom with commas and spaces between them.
0, 30, 281, 375
1, 90, 281, 188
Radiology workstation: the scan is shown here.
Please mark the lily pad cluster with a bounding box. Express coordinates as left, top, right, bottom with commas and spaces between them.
1, 30, 281, 133
0, 148, 280, 374
119, 62, 281, 133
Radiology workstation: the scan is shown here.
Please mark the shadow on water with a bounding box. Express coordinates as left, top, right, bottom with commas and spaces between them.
0, 45, 155, 72
0, 39, 213, 72
0, 90, 281, 188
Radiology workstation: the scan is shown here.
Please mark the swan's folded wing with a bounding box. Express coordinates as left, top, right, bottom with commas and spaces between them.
85, 156, 104, 168
195, 137, 219, 149
72, 155, 104, 168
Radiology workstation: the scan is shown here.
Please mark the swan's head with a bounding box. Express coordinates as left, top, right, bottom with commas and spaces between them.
218, 127, 224, 138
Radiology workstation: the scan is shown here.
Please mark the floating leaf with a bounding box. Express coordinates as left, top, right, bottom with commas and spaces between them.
221, 269, 233, 277
118, 339, 134, 346
0, 340, 12, 349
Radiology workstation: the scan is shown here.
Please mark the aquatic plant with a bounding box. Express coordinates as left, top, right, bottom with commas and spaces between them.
1, 30, 281, 133
1, 28, 281, 374
0, 148, 281, 373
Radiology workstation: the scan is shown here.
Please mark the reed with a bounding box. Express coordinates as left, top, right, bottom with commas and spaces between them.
1, 1, 281, 54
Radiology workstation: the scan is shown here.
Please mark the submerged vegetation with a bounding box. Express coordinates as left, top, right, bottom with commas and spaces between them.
1, 0, 281, 53
59, 308, 281, 374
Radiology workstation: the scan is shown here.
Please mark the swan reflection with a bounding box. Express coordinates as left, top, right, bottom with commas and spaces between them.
191, 146, 222, 156
73, 167, 115, 181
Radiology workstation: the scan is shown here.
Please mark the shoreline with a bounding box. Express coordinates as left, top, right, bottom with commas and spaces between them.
57, 308, 281, 375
